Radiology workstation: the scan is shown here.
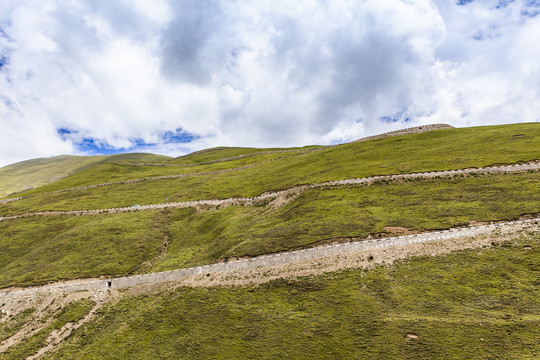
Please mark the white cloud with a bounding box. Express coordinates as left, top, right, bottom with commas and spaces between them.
0, 0, 539, 167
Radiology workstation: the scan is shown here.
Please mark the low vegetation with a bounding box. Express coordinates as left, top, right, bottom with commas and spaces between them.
2, 124, 538, 217
1, 172, 538, 288
18, 150, 309, 193
170, 145, 320, 164
43, 234, 540, 359
149, 171, 540, 272
0, 308, 35, 343
0, 212, 167, 288
0, 123, 538, 358
0, 153, 171, 198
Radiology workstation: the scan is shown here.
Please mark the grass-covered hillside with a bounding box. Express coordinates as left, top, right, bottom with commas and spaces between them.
0, 123, 539, 288
170, 145, 321, 164
2, 123, 540, 214
1, 171, 539, 288
0, 153, 171, 198
40, 234, 539, 360
0, 123, 539, 359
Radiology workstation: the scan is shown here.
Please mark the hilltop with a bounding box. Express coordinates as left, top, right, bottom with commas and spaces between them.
0, 124, 450, 198
0, 153, 171, 198
0, 123, 539, 359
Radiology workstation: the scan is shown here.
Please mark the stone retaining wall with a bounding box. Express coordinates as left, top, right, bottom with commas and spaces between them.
1, 218, 537, 298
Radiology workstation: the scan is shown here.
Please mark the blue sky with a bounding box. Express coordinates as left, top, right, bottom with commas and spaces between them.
57, 127, 197, 155
0, 0, 539, 166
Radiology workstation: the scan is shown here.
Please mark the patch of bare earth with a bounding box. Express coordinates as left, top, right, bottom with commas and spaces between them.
0, 289, 119, 359
267, 186, 308, 209
0, 290, 93, 354
26, 291, 111, 360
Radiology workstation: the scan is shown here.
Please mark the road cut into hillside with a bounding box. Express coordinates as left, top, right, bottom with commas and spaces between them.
1, 217, 536, 359
1, 160, 539, 220
1, 217, 537, 300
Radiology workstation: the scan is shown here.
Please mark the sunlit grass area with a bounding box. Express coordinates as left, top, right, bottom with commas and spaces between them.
0, 211, 167, 288
0, 123, 539, 358
1, 172, 538, 288
1, 124, 538, 217
16, 151, 310, 193
0, 153, 171, 198
169, 145, 321, 164
42, 234, 540, 359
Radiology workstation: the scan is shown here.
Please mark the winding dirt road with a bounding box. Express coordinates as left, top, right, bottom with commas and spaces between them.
1, 160, 539, 221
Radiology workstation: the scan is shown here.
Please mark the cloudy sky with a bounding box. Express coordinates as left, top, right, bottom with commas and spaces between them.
0, 0, 539, 166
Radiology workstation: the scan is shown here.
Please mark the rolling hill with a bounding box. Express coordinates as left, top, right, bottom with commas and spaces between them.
0, 123, 539, 359
0, 153, 172, 198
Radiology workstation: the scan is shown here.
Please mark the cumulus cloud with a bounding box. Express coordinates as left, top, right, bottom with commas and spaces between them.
0, 0, 539, 166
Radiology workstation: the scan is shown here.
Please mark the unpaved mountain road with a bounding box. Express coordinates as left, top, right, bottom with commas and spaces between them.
1, 217, 537, 298
1, 160, 539, 221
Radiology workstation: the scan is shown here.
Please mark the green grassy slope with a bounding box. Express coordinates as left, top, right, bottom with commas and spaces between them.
160, 172, 539, 265
170, 145, 320, 164
105, 153, 172, 163
0, 123, 538, 288
42, 233, 540, 360
1, 171, 538, 288
1, 123, 539, 359
13, 151, 307, 192
0, 153, 171, 198
2, 124, 538, 216
0, 210, 171, 288
0, 155, 107, 198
